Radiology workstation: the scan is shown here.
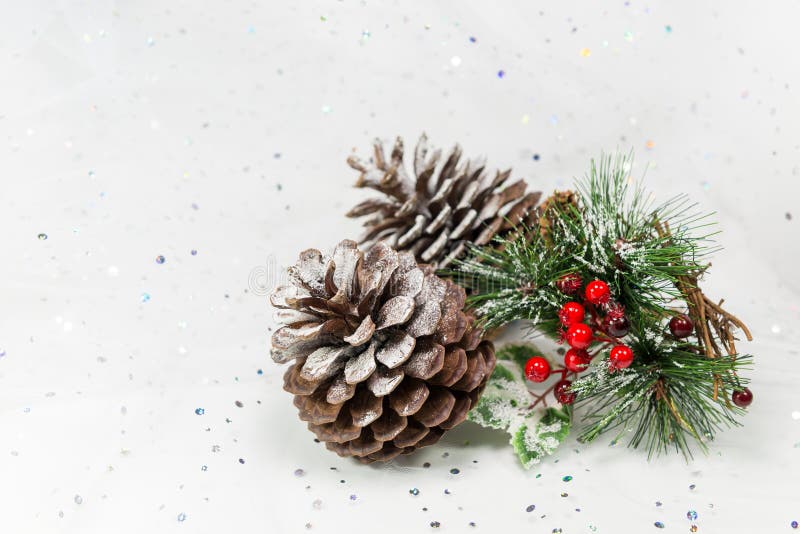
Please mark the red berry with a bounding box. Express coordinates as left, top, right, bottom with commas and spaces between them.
584, 280, 611, 305
564, 348, 591, 373
565, 323, 593, 349
556, 273, 582, 295
559, 301, 586, 327
609, 344, 634, 369
554, 380, 576, 405
524, 356, 551, 383
732, 388, 753, 408
669, 314, 694, 338
604, 314, 631, 338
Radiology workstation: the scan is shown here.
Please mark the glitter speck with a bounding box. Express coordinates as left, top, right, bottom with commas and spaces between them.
791, 520, 798, 529
654, 521, 664, 529
312, 499, 322, 510
194, 408, 205, 415
497, 70, 505, 79
690, 526, 698, 533
655, 501, 662, 507
38, 233, 48, 240
645, 139, 656, 149
689, 484, 696, 490
580, 47, 591, 57
349, 494, 357, 501
156, 255, 165, 264
140, 292, 151, 303
533, 154, 540, 161
74, 495, 83, 505
687, 510, 698, 520
469, 36, 477, 43
526, 505, 536, 512
562, 475, 573, 482
238, 458, 245, 464
235, 400, 244, 408
560, 492, 568, 497
177, 513, 186, 522
665, 25, 673, 33
449, 468, 460, 475
430, 521, 440, 528
294, 468, 305, 477
191, 249, 197, 256
409, 488, 420, 496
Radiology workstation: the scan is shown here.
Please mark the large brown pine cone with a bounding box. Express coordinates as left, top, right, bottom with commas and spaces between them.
346, 134, 541, 269
271, 240, 496, 462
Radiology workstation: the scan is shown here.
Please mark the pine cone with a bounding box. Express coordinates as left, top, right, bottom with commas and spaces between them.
538, 190, 578, 246
271, 239, 496, 462
346, 134, 541, 269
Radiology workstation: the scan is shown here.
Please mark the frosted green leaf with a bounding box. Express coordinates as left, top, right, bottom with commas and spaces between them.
468, 344, 571, 468
512, 406, 572, 469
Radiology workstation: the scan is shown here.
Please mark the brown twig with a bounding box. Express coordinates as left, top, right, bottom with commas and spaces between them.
651, 218, 753, 409
652, 219, 752, 360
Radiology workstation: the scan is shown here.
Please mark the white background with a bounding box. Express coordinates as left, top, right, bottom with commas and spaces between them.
1, 1, 799, 533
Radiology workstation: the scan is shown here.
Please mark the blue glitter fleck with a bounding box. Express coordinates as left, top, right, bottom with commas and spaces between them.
195, 408, 205, 415
687, 510, 698, 520
497, 70, 505, 79
156, 255, 165, 264
654, 522, 664, 529
409, 488, 419, 496
450, 468, 460, 475
469, 36, 477, 43
177, 513, 186, 522
526, 505, 535, 512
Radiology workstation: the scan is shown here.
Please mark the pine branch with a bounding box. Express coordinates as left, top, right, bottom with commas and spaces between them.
455, 152, 755, 460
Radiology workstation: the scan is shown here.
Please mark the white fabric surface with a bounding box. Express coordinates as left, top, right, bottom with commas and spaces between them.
1, 1, 798, 532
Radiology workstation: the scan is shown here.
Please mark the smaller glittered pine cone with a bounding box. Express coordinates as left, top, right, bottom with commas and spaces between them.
271, 239, 496, 462
346, 134, 541, 268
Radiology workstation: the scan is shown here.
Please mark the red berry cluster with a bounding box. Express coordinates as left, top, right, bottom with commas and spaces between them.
556, 274, 635, 374
521, 274, 638, 406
